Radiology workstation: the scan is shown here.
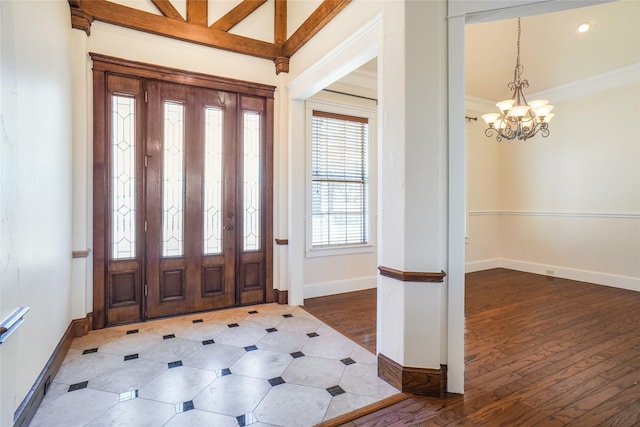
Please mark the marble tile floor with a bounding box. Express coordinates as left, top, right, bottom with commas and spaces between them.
30, 304, 399, 427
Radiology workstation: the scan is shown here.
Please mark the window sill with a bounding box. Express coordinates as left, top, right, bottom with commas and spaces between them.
305, 244, 375, 258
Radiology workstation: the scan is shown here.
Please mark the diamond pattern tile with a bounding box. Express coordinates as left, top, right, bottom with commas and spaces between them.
31, 304, 399, 426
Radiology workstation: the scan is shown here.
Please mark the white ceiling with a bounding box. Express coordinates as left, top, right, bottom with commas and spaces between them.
331, 0, 639, 102
465, 0, 640, 101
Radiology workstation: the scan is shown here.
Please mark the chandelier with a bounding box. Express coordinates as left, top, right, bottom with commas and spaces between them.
482, 18, 554, 141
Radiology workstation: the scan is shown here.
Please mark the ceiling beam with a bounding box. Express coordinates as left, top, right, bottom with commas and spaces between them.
274, 0, 287, 46
187, 0, 208, 26
211, 0, 267, 32
74, 0, 278, 59
283, 0, 352, 57
150, 0, 184, 21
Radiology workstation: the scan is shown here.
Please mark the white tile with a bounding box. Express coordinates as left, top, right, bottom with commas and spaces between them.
274, 315, 323, 334
215, 325, 268, 347
230, 350, 293, 380
254, 383, 331, 427
138, 366, 217, 404
89, 358, 166, 393
164, 409, 238, 427
193, 374, 271, 417
97, 332, 162, 356
54, 351, 123, 385
282, 356, 345, 389
323, 392, 381, 422
350, 344, 377, 364
85, 397, 175, 427
339, 362, 399, 398
301, 330, 356, 360
181, 342, 246, 371
29, 388, 118, 427
256, 329, 310, 354
174, 322, 228, 342
138, 336, 202, 364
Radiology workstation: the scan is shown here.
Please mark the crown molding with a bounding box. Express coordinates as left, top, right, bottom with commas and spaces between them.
466, 63, 640, 111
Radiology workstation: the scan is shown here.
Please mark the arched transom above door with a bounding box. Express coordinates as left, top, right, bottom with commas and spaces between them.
68, 0, 352, 74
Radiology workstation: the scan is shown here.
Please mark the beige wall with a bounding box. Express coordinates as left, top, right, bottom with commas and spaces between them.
0, 1, 74, 425
466, 78, 640, 291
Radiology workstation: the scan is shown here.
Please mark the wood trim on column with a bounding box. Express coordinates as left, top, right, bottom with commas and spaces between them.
378, 353, 447, 398
274, 238, 288, 245
14, 315, 91, 427
274, 289, 289, 304
70, 6, 94, 35
378, 266, 446, 283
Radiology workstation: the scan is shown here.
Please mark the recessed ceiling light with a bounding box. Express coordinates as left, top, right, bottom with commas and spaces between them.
578, 22, 592, 33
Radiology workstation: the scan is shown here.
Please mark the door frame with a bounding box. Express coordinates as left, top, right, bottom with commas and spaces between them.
91, 53, 275, 329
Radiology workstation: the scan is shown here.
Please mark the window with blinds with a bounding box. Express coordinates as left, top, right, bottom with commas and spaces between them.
311, 110, 369, 247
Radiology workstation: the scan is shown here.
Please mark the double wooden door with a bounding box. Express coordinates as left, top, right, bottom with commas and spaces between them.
92, 56, 273, 328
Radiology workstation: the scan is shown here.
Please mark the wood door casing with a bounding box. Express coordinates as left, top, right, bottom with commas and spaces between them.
91, 54, 275, 329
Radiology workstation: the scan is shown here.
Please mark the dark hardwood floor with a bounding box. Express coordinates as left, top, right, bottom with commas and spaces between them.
304, 268, 640, 426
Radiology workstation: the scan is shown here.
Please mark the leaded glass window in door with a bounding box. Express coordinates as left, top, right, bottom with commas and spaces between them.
111, 95, 136, 260
162, 101, 185, 257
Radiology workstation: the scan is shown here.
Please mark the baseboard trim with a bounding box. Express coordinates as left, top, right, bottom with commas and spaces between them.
304, 276, 376, 299
466, 258, 640, 292
274, 289, 288, 304
13, 314, 91, 427
377, 353, 447, 398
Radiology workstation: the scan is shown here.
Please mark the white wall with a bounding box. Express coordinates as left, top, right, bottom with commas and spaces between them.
0, 1, 74, 425
466, 75, 640, 291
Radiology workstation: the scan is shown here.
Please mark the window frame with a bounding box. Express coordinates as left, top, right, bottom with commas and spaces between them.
305, 97, 377, 258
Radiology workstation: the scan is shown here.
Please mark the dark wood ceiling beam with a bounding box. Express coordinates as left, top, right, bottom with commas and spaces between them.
76, 0, 278, 59
150, 0, 184, 21
274, 0, 287, 46
187, 0, 208, 26
282, 0, 351, 57
211, 0, 267, 32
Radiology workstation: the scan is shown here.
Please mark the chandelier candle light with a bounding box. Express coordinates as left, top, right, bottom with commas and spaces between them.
482, 18, 554, 141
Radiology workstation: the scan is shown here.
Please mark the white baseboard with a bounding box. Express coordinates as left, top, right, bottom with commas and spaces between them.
304, 275, 377, 299
465, 258, 501, 273
466, 258, 640, 292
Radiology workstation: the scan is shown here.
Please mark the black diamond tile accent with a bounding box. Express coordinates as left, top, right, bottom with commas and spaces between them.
248, 310, 258, 314
341, 357, 356, 366
182, 400, 194, 412
282, 313, 293, 318
119, 390, 139, 402
124, 353, 139, 361
220, 368, 231, 376
306, 332, 319, 338
244, 345, 258, 352
326, 385, 346, 396
68, 381, 88, 392
228, 323, 240, 328
82, 348, 98, 355
202, 339, 215, 346
192, 319, 203, 324
237, 413, 258, 427
168, 360, 183, 369
268, 377, 285, 386
266, 327, 278, 333
163, 334, 176, 340
290, 351, 305, 359
126, 329, 139, 334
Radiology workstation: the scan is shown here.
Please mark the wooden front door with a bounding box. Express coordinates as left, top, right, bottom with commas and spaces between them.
92, 55, 274, 328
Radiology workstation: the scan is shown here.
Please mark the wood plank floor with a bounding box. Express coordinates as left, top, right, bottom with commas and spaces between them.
304, 268, 640, 426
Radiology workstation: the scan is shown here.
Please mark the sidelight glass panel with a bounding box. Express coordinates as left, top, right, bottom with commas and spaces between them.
162, 102, 185, 257
243, 112, 261, 251
111, 95, 136, 260
203, 107, 223, 255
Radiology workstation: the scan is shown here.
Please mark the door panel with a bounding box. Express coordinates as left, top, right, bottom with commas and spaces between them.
93, 56, 274, 328
145, 82, 239, 319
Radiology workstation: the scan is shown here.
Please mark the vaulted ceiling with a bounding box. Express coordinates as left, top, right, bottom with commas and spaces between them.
68, 0, 351, 74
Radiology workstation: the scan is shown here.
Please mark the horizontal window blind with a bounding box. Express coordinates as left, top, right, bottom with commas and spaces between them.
312, 110, 369, 247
